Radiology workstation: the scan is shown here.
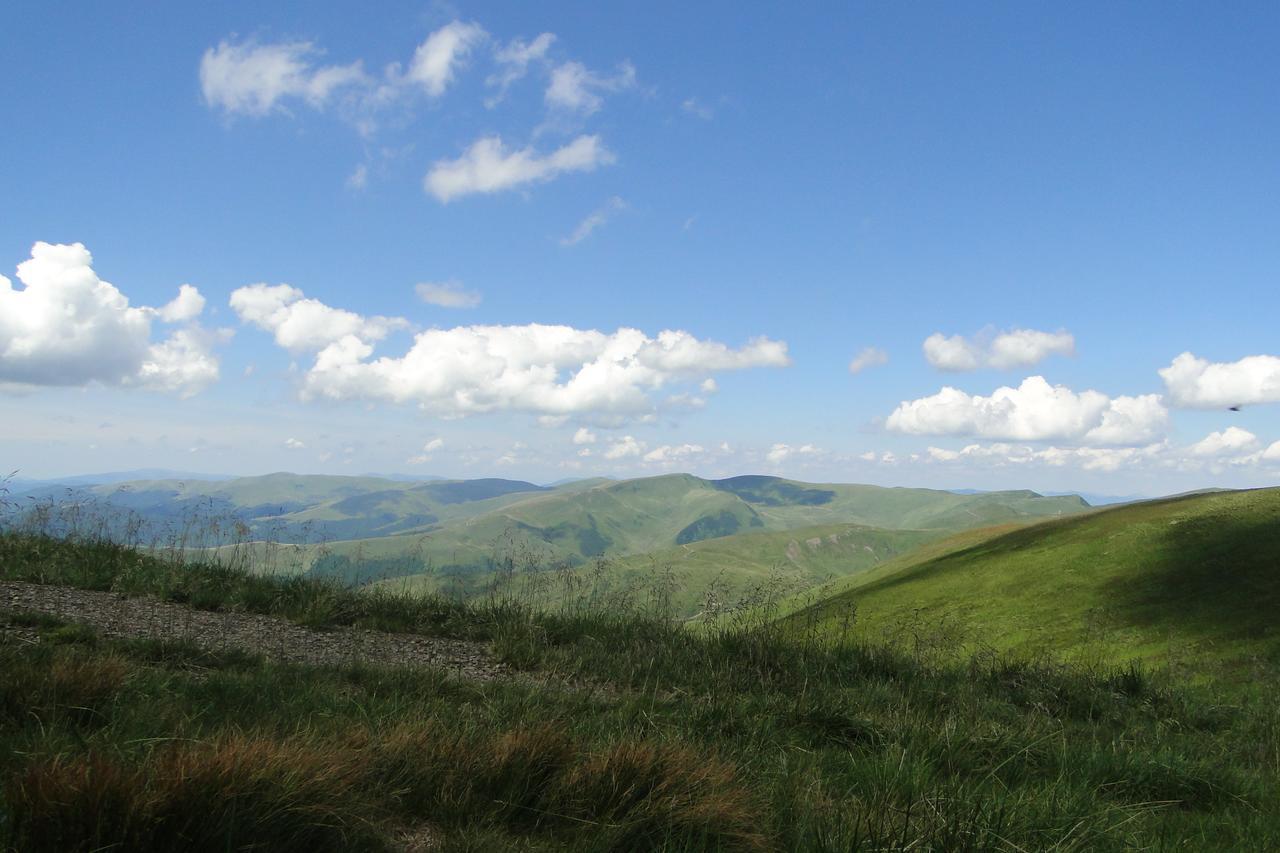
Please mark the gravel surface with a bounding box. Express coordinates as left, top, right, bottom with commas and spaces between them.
0, 580, 510, 682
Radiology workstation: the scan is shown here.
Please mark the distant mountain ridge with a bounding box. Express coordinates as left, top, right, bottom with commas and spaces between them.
6, 471, 1096, 617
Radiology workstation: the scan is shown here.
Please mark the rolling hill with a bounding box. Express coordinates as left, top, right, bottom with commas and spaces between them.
9, 471, 1094, 616
781, 487, 1280, 676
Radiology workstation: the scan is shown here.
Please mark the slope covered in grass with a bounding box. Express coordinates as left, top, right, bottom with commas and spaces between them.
786, 488, 1280, 675
296, 475, 1090, 585
2, 530, 1279, 850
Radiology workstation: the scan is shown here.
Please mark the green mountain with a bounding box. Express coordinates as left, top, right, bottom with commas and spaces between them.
781, 487, 1280, 676
12, 470, 1093, 615
307, 475, 1089, 613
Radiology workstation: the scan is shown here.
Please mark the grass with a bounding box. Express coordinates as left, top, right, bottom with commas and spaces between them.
2, 526, 1280, 849
782, 488, 1280, 678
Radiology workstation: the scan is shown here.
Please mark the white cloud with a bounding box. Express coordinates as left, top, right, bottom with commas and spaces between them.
572, 427, 596, 445
928, 430, 1280, 474
560, 196, 626, 246
133, 326, 227, 398
416, 281, 482, 308
1159, 352, 1280, 409
155, 284, 206, 322
238, 286, 788, 419
643, 443, 705, 465
919, 441, 1167, 473
545, 60, 636, 115
405, 21, 486, 97
604, 435, 645, 459
986, 329, 1076, 370
766, 443, 820, 465
486, 33, 555, 105
200, 40, 367, 116
848, 346, 888, 374
284, 437, 306, 449
297, 323, 788, 418
229, 283, 408, 351
914, 428, 1280, 474
922, 333, 981, 371
407, 436, 445, 464
1189, 426, 1258, 457
0, 242, 218, 395
425, 134, 615, 202
886, 376, 1167, 445
700, 378, 718, 393
923, 328, 1075, 371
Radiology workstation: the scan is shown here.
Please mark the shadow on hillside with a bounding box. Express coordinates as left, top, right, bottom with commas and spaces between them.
1099, 509, 1280, 648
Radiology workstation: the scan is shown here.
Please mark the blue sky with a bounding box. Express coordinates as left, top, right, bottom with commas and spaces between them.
3, 1, 1279, 494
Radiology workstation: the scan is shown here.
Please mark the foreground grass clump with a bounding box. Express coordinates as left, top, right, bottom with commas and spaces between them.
2, 531, 1279, 849
0, 530, 498, 638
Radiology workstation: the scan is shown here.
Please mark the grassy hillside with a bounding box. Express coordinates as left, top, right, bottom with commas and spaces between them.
2, 529, 1279, 850
710, 476, 1089, 530
12, 472, 1094, 614
785, 488, 1280, 676
367, 522, 950, 618
293, 475, 1090, 582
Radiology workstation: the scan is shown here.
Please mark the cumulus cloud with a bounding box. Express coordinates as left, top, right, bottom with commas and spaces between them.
560, 196, 626, 246
886, 376, 1167, 445
0, 242, 219, 395
917, 426, 1280, 474
299, 323, 788, 417
486, 33, 555, 105
1159, 352, 1280, 409
404, 21, 486, 97
229, 283, 408, 351
155, 284, 207, 322
921, 441, 1166, 473
284, 437, 306, 449
923, 328, 1075, 371
603, 435, 645, 459
1189, 426, 1259, 457
200, 40, 368, 116
233, 285, 788, 418
425, 134, 615, 202
133, 326, 227, 398
545, 60, 636, 115
848, 346, 888, 374
407, 436, 446, 464
572, 427, 596, 445
643, 443, 705, 465
416, 281, 482, 308
766, 443, 820, 465
239, 287, 788, 418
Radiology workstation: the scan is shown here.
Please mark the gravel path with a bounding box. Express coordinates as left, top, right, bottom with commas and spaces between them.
0, 580, 510, 682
